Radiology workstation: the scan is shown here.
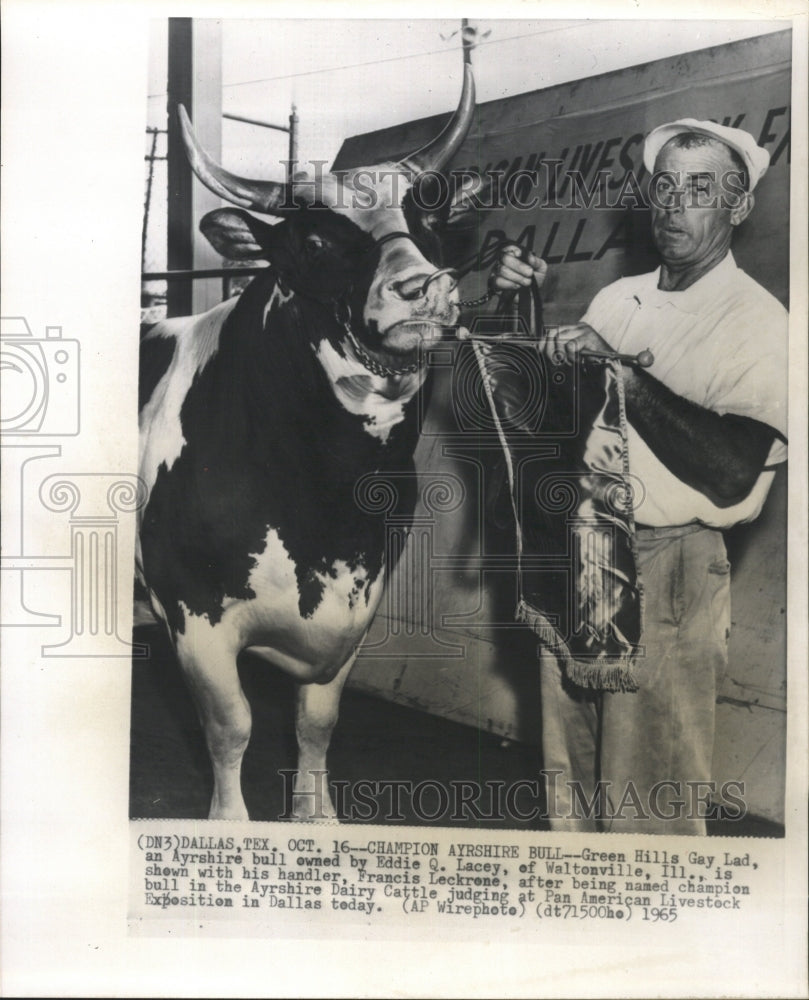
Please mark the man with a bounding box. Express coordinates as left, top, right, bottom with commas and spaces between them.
492, 119, 788, 834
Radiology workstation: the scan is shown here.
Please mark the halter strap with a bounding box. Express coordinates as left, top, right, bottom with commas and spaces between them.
372, 230, 528, 308
373, 230, 424, 250
335, 231, 541, 373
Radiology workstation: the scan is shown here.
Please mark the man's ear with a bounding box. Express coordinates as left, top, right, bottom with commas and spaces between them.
730, 191, 755, 227
199, 208, 279, 259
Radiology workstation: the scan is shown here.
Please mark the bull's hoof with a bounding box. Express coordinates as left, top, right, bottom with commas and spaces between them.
290, 793, 338, 823
208, 797, 250, 822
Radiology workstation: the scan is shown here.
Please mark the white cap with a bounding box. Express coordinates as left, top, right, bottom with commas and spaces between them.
643, 118, 770, 191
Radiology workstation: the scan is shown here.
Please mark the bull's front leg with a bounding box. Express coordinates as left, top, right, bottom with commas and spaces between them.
292, 650, 358, 821
176, 624, 252, 821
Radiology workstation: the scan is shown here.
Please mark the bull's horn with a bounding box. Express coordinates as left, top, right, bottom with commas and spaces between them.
399, 62, 475, 175
178, 105, 294, 215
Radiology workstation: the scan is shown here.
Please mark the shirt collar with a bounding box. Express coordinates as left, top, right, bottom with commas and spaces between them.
638, 252, 738, 314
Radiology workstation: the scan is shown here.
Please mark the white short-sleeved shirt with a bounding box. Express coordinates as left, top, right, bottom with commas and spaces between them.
580, 252, 788, 528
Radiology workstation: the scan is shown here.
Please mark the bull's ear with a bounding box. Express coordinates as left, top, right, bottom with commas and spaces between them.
199, 208, 279, 260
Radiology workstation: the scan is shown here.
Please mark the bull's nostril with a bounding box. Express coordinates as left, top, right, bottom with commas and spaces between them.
391, 277, 429, 301
420, 268, 459, 297
390, 268, 458, 301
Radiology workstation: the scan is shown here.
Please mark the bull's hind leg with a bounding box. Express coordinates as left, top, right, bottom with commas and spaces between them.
292, 650, 358, 821
176, 625, 251, 821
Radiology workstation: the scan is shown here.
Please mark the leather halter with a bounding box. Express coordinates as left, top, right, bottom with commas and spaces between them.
335, 228, 514, 377
335, 230, 445, 379
371, 230, 505, 307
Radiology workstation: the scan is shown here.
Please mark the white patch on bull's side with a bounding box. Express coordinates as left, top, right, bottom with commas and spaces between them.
262, 282, 295, 328
163, 528, 384, 682
245, 528, 381, 629
314, 338, 425, 443
238, 528, 384, 679
138, 296, 238, 501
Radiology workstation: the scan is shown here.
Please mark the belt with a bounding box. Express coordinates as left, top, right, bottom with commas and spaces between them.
635, 522, 714, 539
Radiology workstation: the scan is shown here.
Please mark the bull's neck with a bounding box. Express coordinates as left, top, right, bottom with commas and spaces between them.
317, 332, 427, 398
339, 323, 427, 382
220, 275, 425, 459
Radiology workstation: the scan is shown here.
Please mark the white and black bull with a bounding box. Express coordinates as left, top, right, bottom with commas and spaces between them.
137, 66, 476, 820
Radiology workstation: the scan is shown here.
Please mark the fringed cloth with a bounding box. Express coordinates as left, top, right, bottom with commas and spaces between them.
470, 321, 644, 692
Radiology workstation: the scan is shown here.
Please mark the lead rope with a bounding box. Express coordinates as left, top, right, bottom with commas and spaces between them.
471, 339, 524, 603
467, 281, 544, 608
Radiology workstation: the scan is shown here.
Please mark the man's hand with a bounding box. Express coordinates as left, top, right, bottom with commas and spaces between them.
542, 323, 613, 365
491, 244, 548, 292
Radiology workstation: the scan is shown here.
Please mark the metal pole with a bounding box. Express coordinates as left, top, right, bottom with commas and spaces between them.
142, 129, 159, 272
461, 17, 472, 64
223, 111, 291, 132
166, 17, 223, 317
288, 104, 299, 182
167, 17, 194, 318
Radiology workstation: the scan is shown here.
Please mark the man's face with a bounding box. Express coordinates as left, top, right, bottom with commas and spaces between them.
649, 139, 747, 268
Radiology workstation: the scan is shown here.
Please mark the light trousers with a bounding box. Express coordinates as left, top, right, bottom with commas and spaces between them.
540, 524, 731, 836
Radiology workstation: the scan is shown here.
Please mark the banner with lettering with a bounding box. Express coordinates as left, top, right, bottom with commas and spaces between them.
336, 32, 791, 322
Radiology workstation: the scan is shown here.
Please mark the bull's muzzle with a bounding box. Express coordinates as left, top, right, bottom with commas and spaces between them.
391, 268, 459, 302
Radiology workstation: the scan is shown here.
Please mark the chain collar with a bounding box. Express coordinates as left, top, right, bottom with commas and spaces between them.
341, 322, 424, 378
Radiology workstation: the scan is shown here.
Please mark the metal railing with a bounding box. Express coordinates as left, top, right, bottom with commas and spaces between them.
142, 105, 297, 321
141, 264, 269, 306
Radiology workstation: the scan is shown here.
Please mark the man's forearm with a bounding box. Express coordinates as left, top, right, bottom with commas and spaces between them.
622, 367, 776, 507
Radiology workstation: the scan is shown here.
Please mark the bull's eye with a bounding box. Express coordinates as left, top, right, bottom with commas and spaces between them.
304, 234, 328, 257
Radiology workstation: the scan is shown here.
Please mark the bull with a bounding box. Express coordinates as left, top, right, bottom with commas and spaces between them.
137, 66, 476, 820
